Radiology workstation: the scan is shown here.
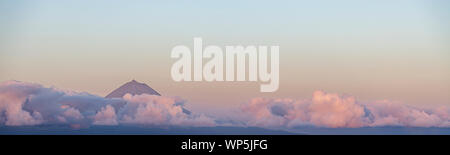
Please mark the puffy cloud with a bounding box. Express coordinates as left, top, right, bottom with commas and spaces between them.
63, 107, 84, 120
0, 81, 44, 126
240, 91, 450, 128
119, 94, 215, 126
308, 91, 368, 128
2, 80, 450, 129
367, 100, 448, 127
0, 81, 215, 127
93, 105, 117, 125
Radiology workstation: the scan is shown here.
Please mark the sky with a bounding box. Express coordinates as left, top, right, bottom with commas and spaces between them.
0, 0, 449, 116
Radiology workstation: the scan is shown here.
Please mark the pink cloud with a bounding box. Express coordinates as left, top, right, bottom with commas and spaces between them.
0, 81, 215, 127
308, 91, 368, 128
0, 81, 44, 126
240, 91, 450, 128
93, 105, 118, 125
1, 80, 449, 129
120, 94, 215, 127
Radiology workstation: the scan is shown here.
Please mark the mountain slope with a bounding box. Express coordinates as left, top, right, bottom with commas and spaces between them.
105, 80, 161, 98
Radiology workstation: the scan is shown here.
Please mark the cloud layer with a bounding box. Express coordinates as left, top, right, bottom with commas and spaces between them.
0, 81, 214, 127
240, 91, 450, 128
1, 80, 449, 129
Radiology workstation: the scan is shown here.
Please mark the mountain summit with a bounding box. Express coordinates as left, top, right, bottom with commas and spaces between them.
105, 80, 161, 98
